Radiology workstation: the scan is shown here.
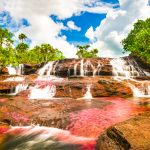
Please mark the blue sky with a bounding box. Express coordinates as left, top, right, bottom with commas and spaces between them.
57, 12, 106, 45
0, 0, 149, 58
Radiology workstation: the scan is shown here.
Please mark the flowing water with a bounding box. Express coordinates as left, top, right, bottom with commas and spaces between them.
110, 57, 150, 97
0, 57, 150, 150
7, 64, 24, 75
29, 85, 56, 100
83, 84, 93, 100
9, 83, 28, 95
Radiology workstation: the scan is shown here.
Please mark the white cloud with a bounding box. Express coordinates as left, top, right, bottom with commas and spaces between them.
67, 21, 81, 31
85, 26, 95, 41
0, 0, 114, 58
86, 0, 150, 57
2, 0, 149, 58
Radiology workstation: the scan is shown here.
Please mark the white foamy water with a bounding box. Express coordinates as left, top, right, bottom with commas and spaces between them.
83, 84, 93, 100
36, 75, 64, 82
110, 57, 150, 97
6, 64, 24, 75
128, 81, 150, 98
110, 58, 143, 78
9, 83, 28, 95
73, 59, 100, 77
38, 61, 57, 76
5, 126, 95, 150
3, 76, 25, 82
29, 85, 56, 100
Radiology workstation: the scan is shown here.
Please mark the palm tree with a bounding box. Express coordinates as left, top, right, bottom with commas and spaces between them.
18, 33, 27, 43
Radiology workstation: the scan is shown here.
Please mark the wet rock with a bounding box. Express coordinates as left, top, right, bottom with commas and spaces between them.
1, 67, 9, 75
92, 79, 133, 98
55, 82, 85, 99
23, 63, 44, 75
96, 112, 150, 150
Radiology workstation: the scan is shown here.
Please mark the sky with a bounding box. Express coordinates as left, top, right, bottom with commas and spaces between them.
0, 0, 150, 58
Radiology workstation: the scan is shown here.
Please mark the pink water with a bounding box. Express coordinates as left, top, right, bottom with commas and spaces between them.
0, 97, 148, 150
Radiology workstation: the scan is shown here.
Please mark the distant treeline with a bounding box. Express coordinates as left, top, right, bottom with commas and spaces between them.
0, 18, 149, 67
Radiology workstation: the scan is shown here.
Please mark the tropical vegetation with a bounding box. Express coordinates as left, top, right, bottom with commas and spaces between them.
122, 18, 150, 64
0, 27, 65, 67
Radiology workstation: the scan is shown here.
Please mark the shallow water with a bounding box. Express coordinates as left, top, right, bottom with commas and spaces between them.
0, 96, 149, 150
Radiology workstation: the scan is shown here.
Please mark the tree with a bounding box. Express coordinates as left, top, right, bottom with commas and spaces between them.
0, 28, 13, 47
0, 27, 65, 67
0, 27, 16, 66
18, 33, 27, 43
28, 44, 65, 64
76, 45, 98, 58
122, 18, 150, 64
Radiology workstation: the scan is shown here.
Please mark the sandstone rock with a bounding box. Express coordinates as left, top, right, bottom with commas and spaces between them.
1, 67, 9, 75
92, 79, 133, 98
96, 112, 150, 150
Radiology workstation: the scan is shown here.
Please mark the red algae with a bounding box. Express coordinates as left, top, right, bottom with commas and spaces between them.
0, 126, 9, 134
0, 98, 7, 103
67, 97, 146, 138
6, 112, 30, 123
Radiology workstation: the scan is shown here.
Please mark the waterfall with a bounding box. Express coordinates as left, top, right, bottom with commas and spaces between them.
128, 81, 150, 97
73, 59, 97, 76
6, 65, 16, 75
93, 62, 102, 76
38, 61, 54, 76
80, 59, 84, 76
30, 61, 64, 99
110, 58, 145, 78
10, 83, 28, 95
84, 84, 93, 100
111, 57, 150, 97
6, 64, 24, 75
84, 60, 95, 76
74, 63, 78, 76
29, 85, 56, 99
17, 64, 24, 75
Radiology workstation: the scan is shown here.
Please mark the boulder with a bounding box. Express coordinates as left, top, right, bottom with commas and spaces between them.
96, 112, 150, 150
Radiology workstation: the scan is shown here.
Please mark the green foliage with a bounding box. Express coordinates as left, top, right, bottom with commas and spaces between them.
0, 27, 65, 67
76, 45, 98, 58
28, 44, 65, 64
122, 18, 150, 64
18, 33, 27, 43
0, 28, 13, 47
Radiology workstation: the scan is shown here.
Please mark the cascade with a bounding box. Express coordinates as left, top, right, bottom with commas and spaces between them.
3, 76, 25, 82
17, 64, 24, 75
111, 57, 150, 97
29, 85, 56, 99
38, 61, 59, 76
6, 65, 17, 75
110, 58, 145, 78
93, 62, 102, 76
10, 83, 28, 95
128, 81, 150, 97
6, 64, 24, 75
74, 63, 78, 76
84, 60, 95, 76
73, 59, 97, 76
84, 84, 93, 100
30, 61, 63, 99
38, 61, 55, 76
